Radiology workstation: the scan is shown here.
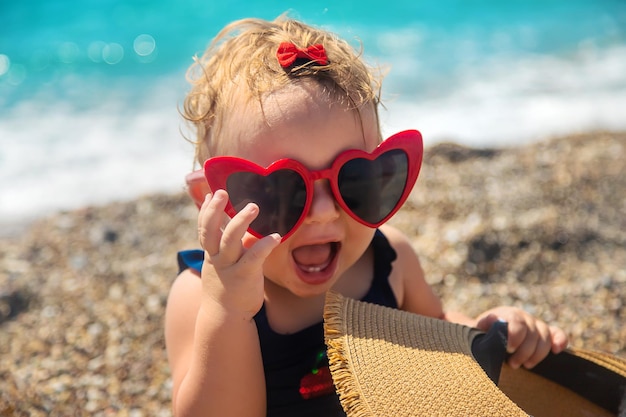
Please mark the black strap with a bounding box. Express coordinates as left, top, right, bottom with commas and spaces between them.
471, 320, 509, 384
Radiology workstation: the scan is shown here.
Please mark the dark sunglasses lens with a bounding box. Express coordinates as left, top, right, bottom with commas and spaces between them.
227, 170, 307, 236
338, 149, 409, 224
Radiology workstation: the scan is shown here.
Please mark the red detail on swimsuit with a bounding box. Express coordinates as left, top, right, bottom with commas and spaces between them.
299, 366, 335, 399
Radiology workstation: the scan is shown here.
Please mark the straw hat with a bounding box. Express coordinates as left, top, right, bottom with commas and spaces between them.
323, 292, 626, 417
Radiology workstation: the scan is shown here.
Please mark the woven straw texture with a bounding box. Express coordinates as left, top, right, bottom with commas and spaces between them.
499, 347, 626, 417
498, 364, 614, 417
323, 292, 529, 417
324, 292, 626, 417
572, 348, 626, 378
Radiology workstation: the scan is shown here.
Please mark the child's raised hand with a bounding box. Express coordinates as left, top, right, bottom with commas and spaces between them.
475, 306, 569, 369
198, 189, 281, 319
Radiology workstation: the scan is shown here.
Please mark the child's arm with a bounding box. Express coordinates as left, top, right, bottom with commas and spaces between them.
381, 224, 568, 369
165, 269, 266, 417
164, 190, 281, 417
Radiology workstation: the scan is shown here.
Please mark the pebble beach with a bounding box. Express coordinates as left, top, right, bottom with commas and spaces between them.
1, 131, 625, 416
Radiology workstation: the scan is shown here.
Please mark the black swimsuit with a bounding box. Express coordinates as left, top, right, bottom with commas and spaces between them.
177, 229, 398, 417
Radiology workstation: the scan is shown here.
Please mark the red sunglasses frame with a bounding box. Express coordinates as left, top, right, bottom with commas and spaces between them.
185, 129, 423, 241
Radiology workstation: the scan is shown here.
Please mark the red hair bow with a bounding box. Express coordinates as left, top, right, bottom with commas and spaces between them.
276, 42, 329, 68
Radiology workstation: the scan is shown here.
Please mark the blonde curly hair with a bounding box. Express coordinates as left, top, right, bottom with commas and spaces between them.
182, 14, 384, 166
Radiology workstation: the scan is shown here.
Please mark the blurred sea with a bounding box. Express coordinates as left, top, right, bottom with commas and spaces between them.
1, 0, 625, 226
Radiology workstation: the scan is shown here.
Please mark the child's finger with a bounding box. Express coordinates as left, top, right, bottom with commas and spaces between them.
214, 202, 260, 265
506, 327, 535, 369
520, 322, 552, 369
237, 233, 281, 273
198, 190, 228, 256
503, 315, 530, 355
549, 325, 569, 353
475, 313, 499, 332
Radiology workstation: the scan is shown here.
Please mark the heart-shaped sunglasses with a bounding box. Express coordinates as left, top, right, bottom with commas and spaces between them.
185, 129, 423, 241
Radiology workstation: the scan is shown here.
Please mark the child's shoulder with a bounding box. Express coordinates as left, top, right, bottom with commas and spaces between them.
379, 224, 415, 255
378, 224, 441, 315
164, 268, 203, 370
166, 268, 202, 327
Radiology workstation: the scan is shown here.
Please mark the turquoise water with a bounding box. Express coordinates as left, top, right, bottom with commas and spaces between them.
1, 1, 625, 222
2, 1, 624, 103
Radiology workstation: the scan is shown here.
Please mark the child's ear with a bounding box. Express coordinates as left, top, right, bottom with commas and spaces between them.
185, 170, 210, 208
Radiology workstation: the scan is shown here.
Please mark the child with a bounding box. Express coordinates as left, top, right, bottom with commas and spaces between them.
164, 15, 568, 417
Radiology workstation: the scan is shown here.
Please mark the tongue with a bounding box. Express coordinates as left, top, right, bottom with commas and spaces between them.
292, 244, 332, 267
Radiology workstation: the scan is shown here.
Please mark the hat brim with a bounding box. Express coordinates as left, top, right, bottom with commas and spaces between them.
499, 348, 626, 417
323, 292, 626, 417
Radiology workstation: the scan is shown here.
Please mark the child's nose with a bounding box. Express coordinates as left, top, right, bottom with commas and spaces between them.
305, 180, 340, 224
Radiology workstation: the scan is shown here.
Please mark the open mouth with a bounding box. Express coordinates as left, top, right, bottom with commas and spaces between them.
292, 242, 340, 275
